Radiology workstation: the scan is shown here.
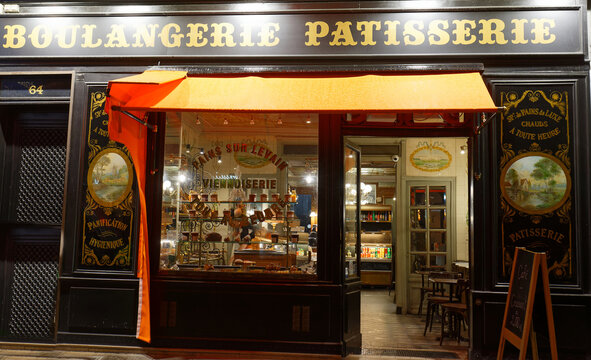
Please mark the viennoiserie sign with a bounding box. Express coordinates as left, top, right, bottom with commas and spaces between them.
0, 9, 583, 58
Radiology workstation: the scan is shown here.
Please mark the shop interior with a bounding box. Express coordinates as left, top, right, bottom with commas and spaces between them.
345, 135, 471, 353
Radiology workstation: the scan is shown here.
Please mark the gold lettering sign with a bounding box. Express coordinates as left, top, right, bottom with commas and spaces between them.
0, 11, 579, 57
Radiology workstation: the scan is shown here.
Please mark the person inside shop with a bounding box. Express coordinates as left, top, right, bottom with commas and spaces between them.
229, 205, 254, 266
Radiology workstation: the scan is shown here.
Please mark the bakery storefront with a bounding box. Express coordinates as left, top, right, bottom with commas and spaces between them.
0, 1, 590, 358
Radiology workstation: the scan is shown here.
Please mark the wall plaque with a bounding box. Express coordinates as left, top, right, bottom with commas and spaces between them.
498, 85, 574, 284
79, 86, 136, 270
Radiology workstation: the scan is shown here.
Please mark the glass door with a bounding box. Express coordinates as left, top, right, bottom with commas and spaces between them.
344, 143, 361, 280
408, 183, 450, 272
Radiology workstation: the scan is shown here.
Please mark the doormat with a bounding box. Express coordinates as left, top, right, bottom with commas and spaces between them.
361, 348, 459, 358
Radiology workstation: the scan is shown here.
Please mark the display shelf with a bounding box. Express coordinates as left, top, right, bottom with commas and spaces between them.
360, 258, 391, 262
178, 215, 298, 221
177, 239, 303, 245
180, 200, 297, 204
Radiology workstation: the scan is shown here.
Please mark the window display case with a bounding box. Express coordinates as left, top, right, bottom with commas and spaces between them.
159, 112, 318, 279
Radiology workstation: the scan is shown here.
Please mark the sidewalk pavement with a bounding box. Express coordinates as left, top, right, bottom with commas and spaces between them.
0, 343, 464, 360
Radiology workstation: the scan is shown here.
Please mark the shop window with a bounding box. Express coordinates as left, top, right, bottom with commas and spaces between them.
159, 112, 318, 279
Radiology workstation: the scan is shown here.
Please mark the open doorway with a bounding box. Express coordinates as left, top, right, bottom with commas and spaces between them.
345, 135, 470, 357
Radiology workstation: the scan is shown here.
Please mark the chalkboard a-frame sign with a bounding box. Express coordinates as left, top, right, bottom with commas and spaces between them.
497, 248, 558, 360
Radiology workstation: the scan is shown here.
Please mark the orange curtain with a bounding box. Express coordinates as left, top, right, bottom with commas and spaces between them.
106, 102, 151, 343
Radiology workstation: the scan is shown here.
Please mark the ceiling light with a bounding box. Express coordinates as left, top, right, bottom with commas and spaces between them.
185, 144, 191, 153
178, 174, 186, 183
306, 114, 311, 124
223, 117, 228, 125
460, 145, 467, 155
217, 156, 222, 163
195, 115, 201, 125
250, 115, 255, 125
305, 175, 313, 184
277, 115, 283, 125
199, 148, 204, 155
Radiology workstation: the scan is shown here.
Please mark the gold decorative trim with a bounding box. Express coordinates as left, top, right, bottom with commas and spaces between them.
500, 198, 516, 223
500, 144, 515, 168
82, 243, 130, 267
501, 90, 567, 117
555, 198, 572, 224
555, 144, 571, 169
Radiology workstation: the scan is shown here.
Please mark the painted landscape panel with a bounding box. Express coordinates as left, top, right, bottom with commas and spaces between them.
502, 154, 568, 213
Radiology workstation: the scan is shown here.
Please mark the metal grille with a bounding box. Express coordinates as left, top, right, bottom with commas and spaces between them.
362, 348, 459, 358
15, 128, 67, 224
6, 243, 59, 340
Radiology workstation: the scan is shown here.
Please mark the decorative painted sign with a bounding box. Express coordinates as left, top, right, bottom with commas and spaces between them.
498, 85, 574, 284
500, 153, 570, 214
79, 86, 136, 270
0, 9, 583, 58
410, 141, 452, 172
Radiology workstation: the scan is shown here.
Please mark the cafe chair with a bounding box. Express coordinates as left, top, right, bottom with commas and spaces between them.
440, 279, 470, 345
422, 271, 462, 337
417, 267, 441, 316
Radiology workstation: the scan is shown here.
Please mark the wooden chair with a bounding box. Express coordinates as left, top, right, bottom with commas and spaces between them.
417, 270, 433, 316
440, 279, 470, 345
422, 271, 462, 336
417, 267, 444, 315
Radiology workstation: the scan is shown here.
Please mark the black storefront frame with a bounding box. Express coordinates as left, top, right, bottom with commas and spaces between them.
0, 0, 589, 358
128, 65, 489, 356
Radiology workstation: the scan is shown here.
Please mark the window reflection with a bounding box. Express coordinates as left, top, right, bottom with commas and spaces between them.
159, 112, 318, 279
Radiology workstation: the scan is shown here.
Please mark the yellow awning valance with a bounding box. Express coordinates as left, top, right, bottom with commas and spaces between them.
107, 70, 497, 113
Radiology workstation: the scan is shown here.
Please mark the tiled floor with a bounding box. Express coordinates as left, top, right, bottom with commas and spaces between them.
0, 289, 469, 359
357, 288, 468, 360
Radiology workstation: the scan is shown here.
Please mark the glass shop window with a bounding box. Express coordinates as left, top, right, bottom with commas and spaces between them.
159, 112, 318, 280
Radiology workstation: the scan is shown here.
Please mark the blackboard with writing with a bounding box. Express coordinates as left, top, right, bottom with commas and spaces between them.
498, 248, 558, 360
505, 249, 535, 338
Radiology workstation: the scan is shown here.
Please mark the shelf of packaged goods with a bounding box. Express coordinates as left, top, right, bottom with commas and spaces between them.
361, 221, 391, 223
360, 258, 392, 262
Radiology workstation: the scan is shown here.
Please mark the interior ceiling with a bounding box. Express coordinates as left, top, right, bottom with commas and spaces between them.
351, 137, 400, 180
